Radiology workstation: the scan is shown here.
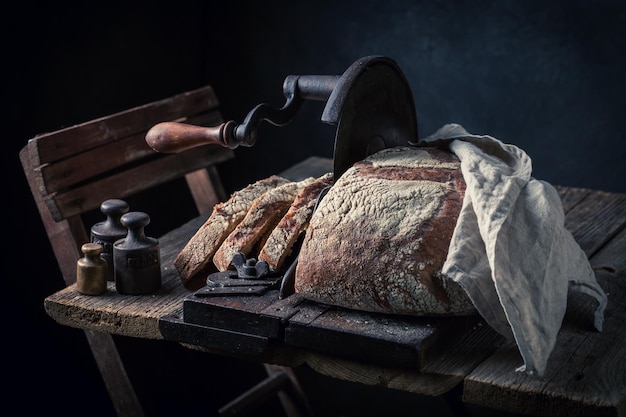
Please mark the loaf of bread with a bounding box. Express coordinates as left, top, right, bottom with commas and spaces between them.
258, 172, 334, 272
213, 177, 316, 271
174, 175, 290, 289
294, 146, 475, 316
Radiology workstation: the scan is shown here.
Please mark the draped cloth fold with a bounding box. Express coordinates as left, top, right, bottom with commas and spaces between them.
421, 124, 607, 377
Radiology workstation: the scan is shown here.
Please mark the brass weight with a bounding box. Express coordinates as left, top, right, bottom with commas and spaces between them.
76, 243, 108, 295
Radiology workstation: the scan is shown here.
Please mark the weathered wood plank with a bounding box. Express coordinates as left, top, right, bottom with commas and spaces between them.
303, 351, 463, 397
29, 86, 219, 165
419, 319, 504, 376
35, 111, 223, 195
463, 227, 626, 417
185, 165, 223, 215
43, 145, 233, 221
590, 222, 626, 274
554, 185, 593, 213
159, 311, 307, 367
286, 302, 489, 372
183, 289, 288, 339
563, 190, 626, 257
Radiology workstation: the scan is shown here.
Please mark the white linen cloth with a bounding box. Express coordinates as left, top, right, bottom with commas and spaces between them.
420, 124, 607, 377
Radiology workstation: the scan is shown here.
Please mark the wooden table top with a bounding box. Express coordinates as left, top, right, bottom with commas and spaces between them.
44, 156, 626, 417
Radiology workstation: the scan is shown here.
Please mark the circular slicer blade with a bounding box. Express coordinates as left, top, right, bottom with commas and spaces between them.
322, 56, 418, 179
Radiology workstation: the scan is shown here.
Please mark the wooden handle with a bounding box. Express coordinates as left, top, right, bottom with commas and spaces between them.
145, 121, 235, 153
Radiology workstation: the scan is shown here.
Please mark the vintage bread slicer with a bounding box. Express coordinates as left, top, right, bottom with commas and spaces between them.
145, 55, 418, 179
145, 55, 419, 296
149, 60, 490, 371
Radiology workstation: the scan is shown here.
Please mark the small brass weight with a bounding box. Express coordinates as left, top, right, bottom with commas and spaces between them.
76, 243, 108, 295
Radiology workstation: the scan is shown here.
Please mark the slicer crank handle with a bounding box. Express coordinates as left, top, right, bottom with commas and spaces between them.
145, 120, 237, 153
146, 75, 341, 155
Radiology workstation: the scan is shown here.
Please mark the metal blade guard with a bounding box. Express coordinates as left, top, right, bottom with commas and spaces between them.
145, 55, 418, 179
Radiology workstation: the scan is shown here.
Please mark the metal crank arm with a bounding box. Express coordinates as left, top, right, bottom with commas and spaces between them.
145, 75, 340, 154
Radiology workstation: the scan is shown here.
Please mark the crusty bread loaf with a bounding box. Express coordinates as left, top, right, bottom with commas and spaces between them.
174, 175, 290, 289
213, 177, 316, 271
258, 172, 334, 272
295, 146, 475, 316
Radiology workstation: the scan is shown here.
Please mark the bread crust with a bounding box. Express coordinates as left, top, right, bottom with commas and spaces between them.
259, 172, 333, 272
174, 175, 289, 289
295, 146, 475, 316
213, 177, 315, 271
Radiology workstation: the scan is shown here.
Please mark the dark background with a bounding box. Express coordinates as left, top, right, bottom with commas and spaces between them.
5, 1, 625, 416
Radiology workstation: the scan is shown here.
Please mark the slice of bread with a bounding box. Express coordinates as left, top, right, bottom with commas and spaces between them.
213, 177, 315, 271
174, 175, 290, 289
258, 172, 333, 272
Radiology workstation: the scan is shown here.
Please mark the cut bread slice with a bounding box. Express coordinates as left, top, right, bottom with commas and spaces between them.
258, 172, 333, 272
174, 175, 290, 289
213, 177, 316, 271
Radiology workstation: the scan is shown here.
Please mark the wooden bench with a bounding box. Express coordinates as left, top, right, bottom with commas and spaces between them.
43, 176, 626, 415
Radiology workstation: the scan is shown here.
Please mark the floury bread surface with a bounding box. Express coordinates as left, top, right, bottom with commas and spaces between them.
174, 175, 290, 289
294, 146, 476, 316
